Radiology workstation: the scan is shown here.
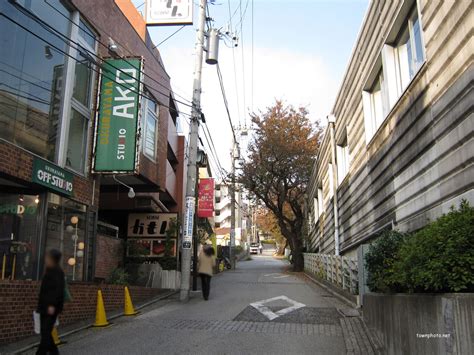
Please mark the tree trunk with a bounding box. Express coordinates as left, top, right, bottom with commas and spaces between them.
291, 236, 304, 272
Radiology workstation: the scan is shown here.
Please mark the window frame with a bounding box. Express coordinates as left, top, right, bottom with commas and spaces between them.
362, 0, 426, 146
141, 94, 159, 161
58, 12, 97, 175
336, 131, 350, 185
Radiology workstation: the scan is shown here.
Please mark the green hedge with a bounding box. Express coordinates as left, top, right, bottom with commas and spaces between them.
365, 201, 474, 293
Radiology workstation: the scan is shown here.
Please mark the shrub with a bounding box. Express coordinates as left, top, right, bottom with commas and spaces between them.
393, 200, 474, 293
365, 230, 406, 293
108, 267, 129, 285
365, 201, 474, 293
261, 239, 276, 244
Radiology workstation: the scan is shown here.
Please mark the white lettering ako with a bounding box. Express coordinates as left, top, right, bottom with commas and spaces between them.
115, 87, 134, 101
115, 68, 137, 84
113, 103, 135, 119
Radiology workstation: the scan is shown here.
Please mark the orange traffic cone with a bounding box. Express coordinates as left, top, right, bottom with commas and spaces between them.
51, 326, 62, 345
124, 286, 138, 316
93, 290, 109, 327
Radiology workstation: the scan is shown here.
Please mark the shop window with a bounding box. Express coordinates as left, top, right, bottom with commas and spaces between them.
0, 193, 41, 280
45, 194, 87, 281
142, 94, 158, 160
66, 109, 88, 172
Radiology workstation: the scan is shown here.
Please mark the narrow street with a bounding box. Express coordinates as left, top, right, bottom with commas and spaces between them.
24, 253, 373, 355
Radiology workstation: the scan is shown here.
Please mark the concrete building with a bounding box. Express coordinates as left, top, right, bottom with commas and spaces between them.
0, 0, 186, 282
306, 0, 473, 257
214, 182, 248, 246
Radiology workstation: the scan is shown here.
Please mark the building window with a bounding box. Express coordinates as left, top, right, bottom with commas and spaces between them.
328, 164, 334, 199
362, 63, 389, 143
65, 17, 97, 173
0, 0, 71, 161
313, 197, 318, 222
215, 197, 221, 204
387, 4, 425, 97
336, 133, 350, 184
215, 223, 220, 228
216, 210, 220, 216
317, 187, 323, 216
142, 95, 158, 160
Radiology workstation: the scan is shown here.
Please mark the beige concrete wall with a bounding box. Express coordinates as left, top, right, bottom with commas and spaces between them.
306, 0, 474, 255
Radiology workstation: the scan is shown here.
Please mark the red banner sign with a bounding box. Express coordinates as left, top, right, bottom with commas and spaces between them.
197, 178, 214, 218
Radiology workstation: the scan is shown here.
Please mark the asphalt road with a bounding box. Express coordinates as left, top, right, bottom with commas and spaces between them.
26, 252, 355, 355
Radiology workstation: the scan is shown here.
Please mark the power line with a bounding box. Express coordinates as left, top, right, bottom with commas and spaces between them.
41, 0, 193, 107
251, 0, 254, 112
227, 0, 241, 126
216, 63, 237, 142
152, 25, 186, 48
0, 12, 193, 119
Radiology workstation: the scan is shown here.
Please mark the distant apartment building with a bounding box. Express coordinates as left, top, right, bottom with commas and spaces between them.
214, 182, 249, 246
306, 0, 473, 257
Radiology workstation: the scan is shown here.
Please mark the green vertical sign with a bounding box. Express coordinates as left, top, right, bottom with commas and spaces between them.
94, 58, 142, 172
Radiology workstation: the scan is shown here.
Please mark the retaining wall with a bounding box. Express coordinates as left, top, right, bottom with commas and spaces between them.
363, 293, 474, 355
0, 280, 162, 345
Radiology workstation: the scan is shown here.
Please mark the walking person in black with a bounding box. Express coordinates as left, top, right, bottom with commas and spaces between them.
37, 249, 65, 355
198, 245, 216, 300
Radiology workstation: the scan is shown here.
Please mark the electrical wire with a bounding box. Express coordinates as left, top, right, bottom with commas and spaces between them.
227, 0, 241, 126
41, 0, 193, 107
0, 12, 194, 119
216, 63, 237, 142
251, 0, 254, 112
152, 25, 186, 48
0, 11, 194, 120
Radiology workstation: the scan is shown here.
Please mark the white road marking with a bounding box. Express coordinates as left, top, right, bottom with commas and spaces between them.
250, 295, 306, 321
273, 275, 289, 279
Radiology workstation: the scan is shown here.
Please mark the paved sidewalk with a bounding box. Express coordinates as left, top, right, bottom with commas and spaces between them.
19, 254, 376, 355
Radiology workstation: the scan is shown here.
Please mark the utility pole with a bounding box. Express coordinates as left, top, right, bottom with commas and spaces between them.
180, 0, 208, 302
229, 140, 238, 269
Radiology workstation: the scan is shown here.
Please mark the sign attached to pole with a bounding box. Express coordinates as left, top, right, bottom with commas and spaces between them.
182, 196, 195, 249
32, 158, 74, 196
144, 0, 194, 26
93, 58, 142, 173
197, 178, 214, 218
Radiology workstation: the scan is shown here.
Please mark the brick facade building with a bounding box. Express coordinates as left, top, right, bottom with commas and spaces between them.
0, 0, 185, 284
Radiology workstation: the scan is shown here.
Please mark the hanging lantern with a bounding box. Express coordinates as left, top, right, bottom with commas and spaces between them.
67, 258, 76, 266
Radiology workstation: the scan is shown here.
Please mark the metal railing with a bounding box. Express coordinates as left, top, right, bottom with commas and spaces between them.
303, 253, 359, 295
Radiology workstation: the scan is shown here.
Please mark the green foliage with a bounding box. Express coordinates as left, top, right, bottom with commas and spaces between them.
365, 201, 474, 293
157, 257, 178, 270
108, 267, 129, 285
365, 230, 406, 293
261, 239, 276, 244
394, 201, 474, 293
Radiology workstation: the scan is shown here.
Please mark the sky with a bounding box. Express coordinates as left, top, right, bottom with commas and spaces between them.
132, 0, 368, 176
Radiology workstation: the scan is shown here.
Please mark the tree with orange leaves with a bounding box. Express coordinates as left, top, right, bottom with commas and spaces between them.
240, 101, 322, 271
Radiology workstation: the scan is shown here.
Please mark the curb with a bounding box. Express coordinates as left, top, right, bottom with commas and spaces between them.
12, 290, 178, 355
303, 272, 358, 308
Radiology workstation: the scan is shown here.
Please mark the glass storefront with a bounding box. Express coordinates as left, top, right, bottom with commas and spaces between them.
0, 191, 88, 281
0, 193, 41, 280
45, 194, 87, 281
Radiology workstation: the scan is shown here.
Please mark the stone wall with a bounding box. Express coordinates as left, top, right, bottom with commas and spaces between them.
363, 293, 474, 355
0, 280, 163, 345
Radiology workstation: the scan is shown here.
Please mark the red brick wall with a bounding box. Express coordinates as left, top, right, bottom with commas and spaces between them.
0, 140, 98, 206
94, 235, 124, 280
0, 280, 163, 345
